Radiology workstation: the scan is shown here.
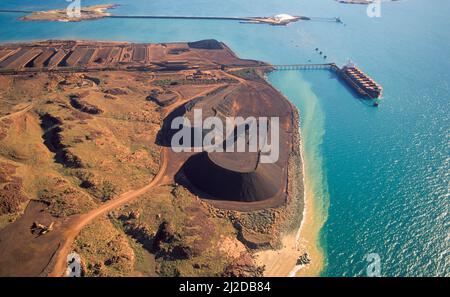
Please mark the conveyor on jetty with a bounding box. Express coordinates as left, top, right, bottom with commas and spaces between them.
0, 10, 342, 24
108, 15, 251, 21
272, 63, 339, 71
246, 63, 382, 102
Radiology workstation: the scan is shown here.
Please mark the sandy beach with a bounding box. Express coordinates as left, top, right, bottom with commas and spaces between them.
255, 232, 299, 276
255, 122, 326, 277
291, 164, 326, 277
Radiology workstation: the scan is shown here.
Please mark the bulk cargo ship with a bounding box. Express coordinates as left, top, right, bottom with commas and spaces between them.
338, 61, 383, 100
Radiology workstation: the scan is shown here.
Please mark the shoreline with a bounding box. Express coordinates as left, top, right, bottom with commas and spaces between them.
289, 140, 325, 276
255, 76, 325, 277
289, 75, 328, 277
255, 119, 325, 277
255, 71, 327, 277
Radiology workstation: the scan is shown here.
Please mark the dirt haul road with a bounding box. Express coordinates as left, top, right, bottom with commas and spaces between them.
48, 147, 168, 276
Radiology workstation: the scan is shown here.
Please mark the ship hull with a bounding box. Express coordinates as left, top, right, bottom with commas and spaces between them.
337, 66, 382, 99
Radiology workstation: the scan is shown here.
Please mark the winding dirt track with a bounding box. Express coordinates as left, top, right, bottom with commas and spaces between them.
48, 78, 215, 276
0, 103, 33, 121
48, 147, 168, 276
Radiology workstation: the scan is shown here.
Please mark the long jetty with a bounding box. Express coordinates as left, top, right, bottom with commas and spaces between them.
108, 15, 251, 21
259, 63, 382, 102
0, 9, 341, 23
242, 63, 339, 72
272, 63, 338, 71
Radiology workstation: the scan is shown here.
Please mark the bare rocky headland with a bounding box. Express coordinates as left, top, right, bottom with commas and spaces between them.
20, 4, 118, 22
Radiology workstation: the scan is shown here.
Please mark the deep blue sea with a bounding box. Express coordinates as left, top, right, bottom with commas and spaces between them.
0, 0, 448, 276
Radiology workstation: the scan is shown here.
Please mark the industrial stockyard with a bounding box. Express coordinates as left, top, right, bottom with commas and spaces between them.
0, 40, 266, 73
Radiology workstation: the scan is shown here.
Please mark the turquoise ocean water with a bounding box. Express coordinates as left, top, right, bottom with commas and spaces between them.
0, 0, 448, 276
